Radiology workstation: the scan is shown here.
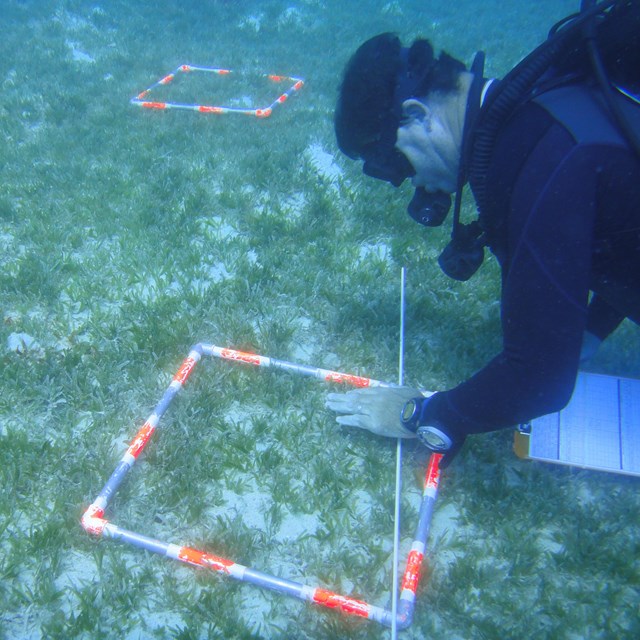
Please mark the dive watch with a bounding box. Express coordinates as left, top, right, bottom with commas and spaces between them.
400, 397, 453, 453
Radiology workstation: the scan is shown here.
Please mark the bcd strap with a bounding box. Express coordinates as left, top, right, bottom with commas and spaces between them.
533, 81, 640, 148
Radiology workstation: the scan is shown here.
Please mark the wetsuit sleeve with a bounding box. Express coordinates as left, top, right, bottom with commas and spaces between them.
423, 124, 596, 437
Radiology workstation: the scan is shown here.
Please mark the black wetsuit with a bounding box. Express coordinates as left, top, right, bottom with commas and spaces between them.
423, 82, 640, 439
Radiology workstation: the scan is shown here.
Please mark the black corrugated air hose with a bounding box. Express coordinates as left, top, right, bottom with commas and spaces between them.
470, 0, 619, 211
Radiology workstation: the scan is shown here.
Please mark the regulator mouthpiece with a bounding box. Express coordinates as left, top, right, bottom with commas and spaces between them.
408, 188, 451, 227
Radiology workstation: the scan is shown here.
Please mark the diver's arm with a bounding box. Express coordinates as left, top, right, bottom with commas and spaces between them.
422, 131, 598, 443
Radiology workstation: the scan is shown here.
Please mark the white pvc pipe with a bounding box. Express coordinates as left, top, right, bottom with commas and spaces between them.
391, 267, 407, 639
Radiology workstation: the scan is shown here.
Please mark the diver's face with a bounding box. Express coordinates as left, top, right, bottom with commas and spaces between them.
395, 98, 460, 194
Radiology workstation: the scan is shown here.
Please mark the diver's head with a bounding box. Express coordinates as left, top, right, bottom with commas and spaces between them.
335, 33, 466, 195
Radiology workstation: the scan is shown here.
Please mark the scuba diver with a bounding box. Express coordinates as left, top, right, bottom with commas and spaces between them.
327, 0, 640, 466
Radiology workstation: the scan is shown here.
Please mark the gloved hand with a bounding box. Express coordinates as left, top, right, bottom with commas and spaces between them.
326, 386, 431, 439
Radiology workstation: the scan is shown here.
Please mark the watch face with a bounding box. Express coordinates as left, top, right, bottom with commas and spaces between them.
417, 426, 453, 452
418, 428, 446, 449
401, 399, 417, 423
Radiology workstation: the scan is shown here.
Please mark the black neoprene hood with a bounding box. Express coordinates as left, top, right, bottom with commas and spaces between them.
335, 34, 401, 158
334, 33, 417, 186
335, 33, 466, 187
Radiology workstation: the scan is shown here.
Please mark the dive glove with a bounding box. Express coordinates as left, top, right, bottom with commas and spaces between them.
325, 386, 431, 439
326, 386, 464, 467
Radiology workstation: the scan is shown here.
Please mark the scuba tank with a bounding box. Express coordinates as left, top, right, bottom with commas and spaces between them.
439, 0, 640, 281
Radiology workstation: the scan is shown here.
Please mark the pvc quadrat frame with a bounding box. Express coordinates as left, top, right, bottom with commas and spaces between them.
131, 65, 305, 118
81, 343, 443, 630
